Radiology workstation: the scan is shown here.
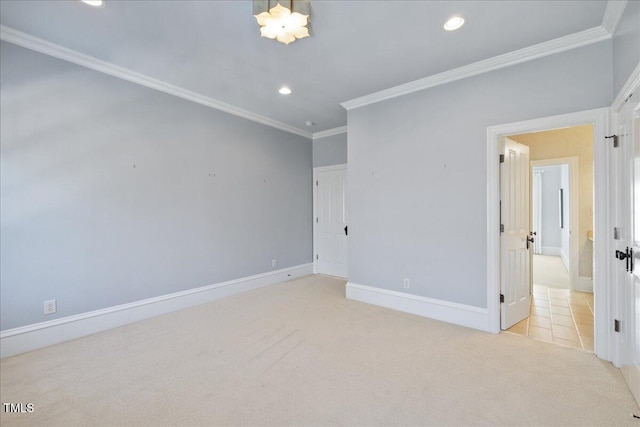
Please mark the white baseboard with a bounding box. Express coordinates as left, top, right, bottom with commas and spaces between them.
0, 263, 313, 358
576, 276, 593, 293
541, 246, 562, 256
560, 250, 570, 271
345, 282, 491, 332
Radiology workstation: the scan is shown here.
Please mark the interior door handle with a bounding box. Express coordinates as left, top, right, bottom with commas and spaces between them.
526, 235, 534, 249
616, 248, 632, 272
344, 226, 348, 236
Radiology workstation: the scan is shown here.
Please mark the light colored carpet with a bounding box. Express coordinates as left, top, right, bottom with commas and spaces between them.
533, 254, 570, 289
1, 275, 637, 426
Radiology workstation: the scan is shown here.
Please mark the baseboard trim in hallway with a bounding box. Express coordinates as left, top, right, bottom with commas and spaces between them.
346, 282, 491, 332
0, 263, 313, 358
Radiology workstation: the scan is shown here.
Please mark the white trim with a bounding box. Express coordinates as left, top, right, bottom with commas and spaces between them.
341, 27, 610, 111
612, 62, 640, 113
531, 157, 580, 290
345, 282, 491, 332
560, 249, 570, 272
0, 25, 313, 140
486, 108, 611, 361
576, 276, 594, 293
541, 247, 562, 256
312, 164, 348, 276
601, 0, 628, 35
0, 263, 313, 358
313, 126, 348, 140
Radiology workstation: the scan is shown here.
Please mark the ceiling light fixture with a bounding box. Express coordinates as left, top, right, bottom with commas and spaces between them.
254, 0, 310, 45
443, 16, 465, 31
81, 0, 104, 7
279, 87, 292, 95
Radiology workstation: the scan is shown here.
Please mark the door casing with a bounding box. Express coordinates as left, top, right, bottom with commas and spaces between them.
486, 107, 611, 361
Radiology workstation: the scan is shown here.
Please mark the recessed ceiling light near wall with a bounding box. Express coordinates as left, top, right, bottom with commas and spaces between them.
81, 0, 104, 7
444, 16, 465, 31
278, 87, 292, 95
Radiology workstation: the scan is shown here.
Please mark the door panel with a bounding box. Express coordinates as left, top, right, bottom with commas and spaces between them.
624, 97, 640, 403
501, 138, 531, 330
316, 168, 347, 278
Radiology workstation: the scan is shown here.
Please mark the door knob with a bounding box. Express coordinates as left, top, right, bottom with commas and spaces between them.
526, 235, 535, 250
616, 247, 634, 272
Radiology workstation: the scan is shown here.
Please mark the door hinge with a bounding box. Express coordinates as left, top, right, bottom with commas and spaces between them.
605, 135, 619, 148
316, 254, 318, 260
316, 217, 318, 223
614, 319, 621, 332
614, 227, 620, 240
500, 294, 504, 303
500, 224, 504, 233
499, 154, 505, 163
316, 180, 318, 186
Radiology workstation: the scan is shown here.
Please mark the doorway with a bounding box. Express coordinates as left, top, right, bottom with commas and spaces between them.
501, 126, 593, 350
486, 108, 611, 361
313, 164, 348, 278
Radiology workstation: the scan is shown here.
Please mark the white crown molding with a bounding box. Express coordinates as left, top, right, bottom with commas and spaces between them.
341, 26, 610, 111
602, 0, 628, 34
612, 61, 640, 112
0, 25, 313, 140
312, 125, 348, 140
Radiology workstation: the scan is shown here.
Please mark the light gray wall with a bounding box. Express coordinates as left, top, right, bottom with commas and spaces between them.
313, 133, 347, 168
0, 42, 312, 330
534, 166, 562, 250
612, 0, 640, 97
347, 41, 612, 308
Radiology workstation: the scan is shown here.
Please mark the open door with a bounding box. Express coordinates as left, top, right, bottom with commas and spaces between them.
614, 95, 640, 404
500, 138, 532, 330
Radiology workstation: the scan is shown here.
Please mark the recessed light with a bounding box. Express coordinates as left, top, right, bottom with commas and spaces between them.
444, 16, 465, 31
81, 0, 104, 6
278, 87, 292, 95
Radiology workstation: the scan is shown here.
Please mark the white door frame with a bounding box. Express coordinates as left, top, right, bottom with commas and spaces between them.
486, 107, 611, 361
530, 157, 580, 290
313, 164, 348, 275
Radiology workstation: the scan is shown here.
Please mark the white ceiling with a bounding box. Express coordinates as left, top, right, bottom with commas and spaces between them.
0, 1, 611, 136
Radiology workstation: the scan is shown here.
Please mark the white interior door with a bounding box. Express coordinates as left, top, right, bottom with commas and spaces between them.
315, 166, 348, 278
628, 99, 640, 404
616, 96, 640, 404
501, 138, 532, 330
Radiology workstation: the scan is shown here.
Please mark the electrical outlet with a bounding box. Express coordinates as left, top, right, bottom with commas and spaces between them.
272, 259, 277, 268
403, 278, 410, 289
44, 299, 57, 315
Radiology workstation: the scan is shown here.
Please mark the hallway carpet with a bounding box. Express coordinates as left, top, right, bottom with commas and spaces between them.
1, 275, 638, 426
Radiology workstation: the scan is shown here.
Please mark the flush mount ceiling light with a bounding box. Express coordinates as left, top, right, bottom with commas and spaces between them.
254, 0, 310, 45
279, 87, 292, 95
444, 15, 465, 31
81, 0, 104, 6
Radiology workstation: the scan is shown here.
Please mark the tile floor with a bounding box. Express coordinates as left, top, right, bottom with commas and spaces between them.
506, 285, 594, 351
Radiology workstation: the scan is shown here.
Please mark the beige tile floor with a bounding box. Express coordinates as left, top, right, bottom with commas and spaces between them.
506, 285, 595, 351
